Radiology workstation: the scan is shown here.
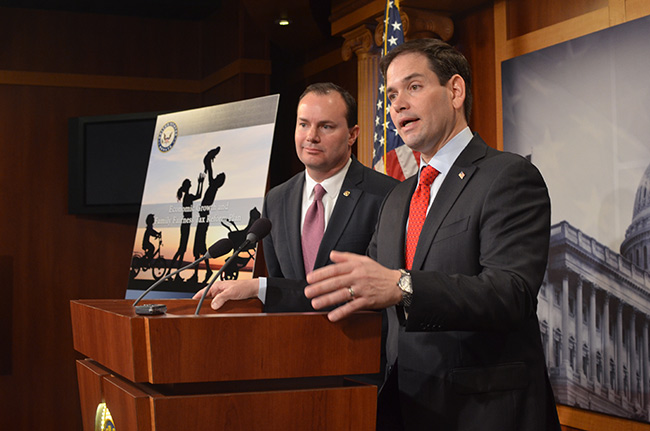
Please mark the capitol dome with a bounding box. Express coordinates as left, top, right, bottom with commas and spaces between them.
621, 163, 650, 269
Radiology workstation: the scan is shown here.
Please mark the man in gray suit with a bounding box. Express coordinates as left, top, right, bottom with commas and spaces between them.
305, 40, 561, 430
194, 82, 398, 312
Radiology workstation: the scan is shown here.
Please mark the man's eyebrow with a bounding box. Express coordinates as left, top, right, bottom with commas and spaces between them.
297, 117, 335, 125
386, 72, 425, 93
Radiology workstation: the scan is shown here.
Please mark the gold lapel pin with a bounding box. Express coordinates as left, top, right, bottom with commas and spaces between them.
343, 190, 351, 197
458, 172, 466, 180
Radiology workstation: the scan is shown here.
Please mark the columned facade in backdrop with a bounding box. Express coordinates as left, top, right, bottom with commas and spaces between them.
541, 221, 650, 421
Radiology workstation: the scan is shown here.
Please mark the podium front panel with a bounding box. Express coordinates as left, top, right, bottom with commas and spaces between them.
77, 359, 377, 431
71, 299, 381, 384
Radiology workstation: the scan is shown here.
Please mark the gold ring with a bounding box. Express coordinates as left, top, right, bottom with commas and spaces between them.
348, 287, 355, 298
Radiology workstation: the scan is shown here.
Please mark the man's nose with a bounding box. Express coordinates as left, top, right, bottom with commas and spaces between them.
306, 127, 320, 142
390, 93, 407, 112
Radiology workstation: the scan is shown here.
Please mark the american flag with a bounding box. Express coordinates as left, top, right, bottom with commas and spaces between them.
372, 0, 419, 181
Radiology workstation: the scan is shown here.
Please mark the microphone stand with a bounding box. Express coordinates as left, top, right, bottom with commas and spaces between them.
194, 239, 255, 315
133, 255, 208, 306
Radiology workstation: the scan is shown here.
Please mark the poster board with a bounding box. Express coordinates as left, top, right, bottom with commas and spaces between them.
126, 95, 279, 299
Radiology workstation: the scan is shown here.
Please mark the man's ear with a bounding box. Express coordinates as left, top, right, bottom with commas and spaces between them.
348, 125, 360, 147
448, 74, 466, 111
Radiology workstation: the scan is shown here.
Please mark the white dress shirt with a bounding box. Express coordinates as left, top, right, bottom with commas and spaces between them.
258, 158, 353, 302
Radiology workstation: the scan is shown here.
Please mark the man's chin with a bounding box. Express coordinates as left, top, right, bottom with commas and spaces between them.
402, 139, 420, 151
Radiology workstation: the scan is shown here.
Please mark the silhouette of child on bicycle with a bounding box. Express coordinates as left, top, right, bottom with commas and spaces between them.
142, 214, 161, 260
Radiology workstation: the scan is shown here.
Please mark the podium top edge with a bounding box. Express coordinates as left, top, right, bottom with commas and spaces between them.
70, 299, 381, 319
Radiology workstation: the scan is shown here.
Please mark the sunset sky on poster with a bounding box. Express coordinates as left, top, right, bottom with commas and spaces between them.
133, 123, 273, 260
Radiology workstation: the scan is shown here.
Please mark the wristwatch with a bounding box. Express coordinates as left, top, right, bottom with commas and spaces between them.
397, 269, 413, 307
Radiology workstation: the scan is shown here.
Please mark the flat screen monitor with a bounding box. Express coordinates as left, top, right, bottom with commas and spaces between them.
68, 111, 165, 215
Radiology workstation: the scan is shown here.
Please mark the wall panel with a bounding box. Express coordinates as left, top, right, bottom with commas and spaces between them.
0, 5, 271, 430
506, 0, 607, 39
455, 3, 497, 148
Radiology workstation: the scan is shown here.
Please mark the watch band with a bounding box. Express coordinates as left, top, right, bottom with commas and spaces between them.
398, 269, 413, 307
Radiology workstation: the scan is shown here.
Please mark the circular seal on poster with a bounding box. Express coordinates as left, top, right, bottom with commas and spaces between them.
157, 121, 178, 152
95, 402, 116, 431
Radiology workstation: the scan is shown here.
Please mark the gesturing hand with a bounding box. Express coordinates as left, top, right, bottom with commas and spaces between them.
305, 251, 402, 322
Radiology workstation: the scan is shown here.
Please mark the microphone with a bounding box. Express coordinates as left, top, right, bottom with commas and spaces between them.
194, 217, 272, 315
133, 237, 233, 307
243, 217, 272, 245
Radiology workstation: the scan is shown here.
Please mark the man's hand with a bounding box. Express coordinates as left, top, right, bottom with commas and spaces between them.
305, 251, 402, 322
192, 278, 259, 310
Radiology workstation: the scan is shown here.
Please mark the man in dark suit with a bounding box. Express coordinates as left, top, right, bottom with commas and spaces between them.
305, 39, 561, 430
194, 82, 398, 312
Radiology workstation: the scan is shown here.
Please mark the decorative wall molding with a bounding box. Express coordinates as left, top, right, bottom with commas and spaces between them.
0, 58, 271, 94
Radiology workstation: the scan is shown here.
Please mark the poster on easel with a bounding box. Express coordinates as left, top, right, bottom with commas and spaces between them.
125, 94, 279, 300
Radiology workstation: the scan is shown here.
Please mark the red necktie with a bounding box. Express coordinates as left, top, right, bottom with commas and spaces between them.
302, 184, 326, 274
405, 166, 439, 269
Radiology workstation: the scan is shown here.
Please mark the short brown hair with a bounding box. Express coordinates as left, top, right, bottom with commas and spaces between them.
299, 82, 358, 128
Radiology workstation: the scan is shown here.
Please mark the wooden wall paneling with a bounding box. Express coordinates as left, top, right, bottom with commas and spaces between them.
331, 0, 385, 36
0, 6, 226, 431
454, 2, 497, 149
610, 0, 628, 25
503, 7, 611, 59
557, 405, 650, 431
0, 8, 202, 79
494, 0, 507, 149
300, 49, 348, 80
0, 83, 202, 431
626, 0, 650, 21
0, 69, 201, 93
505, 0, 608, 39
0, 256, 12, 375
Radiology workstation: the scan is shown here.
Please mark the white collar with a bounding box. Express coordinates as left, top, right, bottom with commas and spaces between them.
304, 157, 352, 199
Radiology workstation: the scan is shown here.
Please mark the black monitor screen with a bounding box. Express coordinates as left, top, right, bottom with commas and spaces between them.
69, 112, 162, 215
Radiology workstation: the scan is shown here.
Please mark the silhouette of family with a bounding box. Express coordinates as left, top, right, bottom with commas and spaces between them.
157, 147, 227, 284
166, 174, 204, 280
136, 145, 260, 286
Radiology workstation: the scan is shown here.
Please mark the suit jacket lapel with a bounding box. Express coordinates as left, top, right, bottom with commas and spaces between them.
385, 176, 417, 268
283, 174, 306, 278
314, 158, 363, 269
411, 135, 487, 269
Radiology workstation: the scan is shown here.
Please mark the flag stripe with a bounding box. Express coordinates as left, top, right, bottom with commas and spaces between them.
395, 145, 419, 179
372, 0, 418, 181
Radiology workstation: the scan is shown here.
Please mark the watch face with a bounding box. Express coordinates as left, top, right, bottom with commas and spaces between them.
399, 270, 413, 294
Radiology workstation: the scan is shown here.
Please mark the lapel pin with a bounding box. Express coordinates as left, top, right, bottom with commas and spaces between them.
458, 172, 466, 180
343, 190, 351, 197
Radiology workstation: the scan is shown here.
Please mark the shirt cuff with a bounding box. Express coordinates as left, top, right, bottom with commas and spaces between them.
258, 277, 267, 304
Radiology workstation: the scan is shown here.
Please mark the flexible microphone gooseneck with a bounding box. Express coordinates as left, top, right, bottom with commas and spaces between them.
194, 218, 272, 315
133, 238, 233, 307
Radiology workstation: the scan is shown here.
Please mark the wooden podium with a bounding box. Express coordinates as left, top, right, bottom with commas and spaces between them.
70, 299, 381, 430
